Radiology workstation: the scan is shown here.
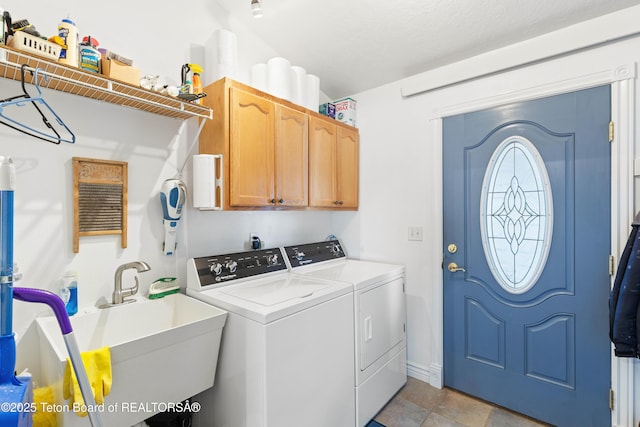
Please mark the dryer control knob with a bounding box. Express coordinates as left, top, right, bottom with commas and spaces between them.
330, 243, 341, 255
225, 260, 238, 273
266, 254, 279, 266
210, 263, 223, 275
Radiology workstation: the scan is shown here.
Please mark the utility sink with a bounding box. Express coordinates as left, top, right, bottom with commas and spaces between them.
36, 293, 227, 427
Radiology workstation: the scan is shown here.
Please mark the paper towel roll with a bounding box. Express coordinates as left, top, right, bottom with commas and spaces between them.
290, 66, 306, 106
193, 154, 221, 209
267, 57, 292, 100
217, 30, 237, 66
204, 29, 238, 85
251, 63, 268, 92
305, 74, 320, 111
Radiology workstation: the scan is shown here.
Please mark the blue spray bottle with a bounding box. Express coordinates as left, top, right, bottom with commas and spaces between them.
61, 271, 78, 316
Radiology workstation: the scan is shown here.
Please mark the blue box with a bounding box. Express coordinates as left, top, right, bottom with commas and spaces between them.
319, 102, 336, 118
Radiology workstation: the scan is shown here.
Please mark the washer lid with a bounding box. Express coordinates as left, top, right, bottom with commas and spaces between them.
188, 274, 352, 323
220, 277, 330, 306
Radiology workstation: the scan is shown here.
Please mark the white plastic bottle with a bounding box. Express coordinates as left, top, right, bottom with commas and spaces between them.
57, 16, 78, 67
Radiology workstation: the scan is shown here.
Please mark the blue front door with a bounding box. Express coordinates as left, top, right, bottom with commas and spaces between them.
443, 86, 611, 427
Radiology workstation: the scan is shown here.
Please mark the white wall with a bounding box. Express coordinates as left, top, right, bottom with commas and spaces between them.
2, 0, 347, 385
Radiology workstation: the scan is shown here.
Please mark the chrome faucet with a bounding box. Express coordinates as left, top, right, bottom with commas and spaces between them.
111, 261, 151, 305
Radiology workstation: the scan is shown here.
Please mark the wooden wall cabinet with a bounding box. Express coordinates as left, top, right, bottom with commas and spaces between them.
309, 117, 359, 209
200, 78, 357, 210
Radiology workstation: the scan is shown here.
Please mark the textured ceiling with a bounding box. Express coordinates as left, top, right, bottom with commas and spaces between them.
215, 0, 640, 99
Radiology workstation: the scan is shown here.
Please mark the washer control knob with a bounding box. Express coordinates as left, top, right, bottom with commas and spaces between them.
225, 260, 238, 273
266, 254, 279, 266
210, 263, 223, 275
330, 243, 341, 255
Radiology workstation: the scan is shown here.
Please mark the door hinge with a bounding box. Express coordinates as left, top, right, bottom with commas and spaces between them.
610, 388, 614, 410
609, 121, 614, 142
609, 254, 615, 276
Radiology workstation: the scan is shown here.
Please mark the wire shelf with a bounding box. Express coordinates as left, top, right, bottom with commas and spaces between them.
0, 46, 212, 120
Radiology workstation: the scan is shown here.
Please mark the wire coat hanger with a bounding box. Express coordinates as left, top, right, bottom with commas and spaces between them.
0, 64, 75, 144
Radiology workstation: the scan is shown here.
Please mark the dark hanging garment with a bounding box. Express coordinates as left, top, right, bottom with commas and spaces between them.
610, 212, 640, 357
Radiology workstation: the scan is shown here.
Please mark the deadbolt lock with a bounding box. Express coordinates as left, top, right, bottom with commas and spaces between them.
447, 243, 457, 254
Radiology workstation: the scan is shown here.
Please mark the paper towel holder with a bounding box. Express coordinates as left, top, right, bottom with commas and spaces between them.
192, 154, 223, 210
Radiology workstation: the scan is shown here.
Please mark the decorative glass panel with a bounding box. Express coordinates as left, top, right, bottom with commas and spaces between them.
480, 136, 553, 294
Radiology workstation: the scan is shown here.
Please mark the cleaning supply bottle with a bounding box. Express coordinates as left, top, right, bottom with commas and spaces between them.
57, 16, 78, 67
180, 63, 192, 96
190, 63, 203, 104
79, 36, 100, 73
61, 271, 78, 316
0, 5, 7, 45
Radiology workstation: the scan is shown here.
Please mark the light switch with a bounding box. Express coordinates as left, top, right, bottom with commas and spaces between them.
408, 226, 423, 241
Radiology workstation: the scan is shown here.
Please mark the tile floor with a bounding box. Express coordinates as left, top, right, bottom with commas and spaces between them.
373, 377, 552, 427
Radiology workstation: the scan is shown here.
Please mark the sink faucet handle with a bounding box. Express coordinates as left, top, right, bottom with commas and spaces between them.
112, 261, 150, 304
120, 275, 140, 299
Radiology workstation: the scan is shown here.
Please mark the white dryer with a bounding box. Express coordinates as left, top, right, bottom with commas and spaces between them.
186, 247, 355, 427
283, 240, 407, 427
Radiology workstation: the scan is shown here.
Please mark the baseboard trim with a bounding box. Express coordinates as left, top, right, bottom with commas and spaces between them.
406, 360, 429, 382
428, 363, 443, 389
407, 360, 444, 389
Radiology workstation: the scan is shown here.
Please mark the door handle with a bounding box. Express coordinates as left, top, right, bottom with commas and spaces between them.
447, 262, 466, 273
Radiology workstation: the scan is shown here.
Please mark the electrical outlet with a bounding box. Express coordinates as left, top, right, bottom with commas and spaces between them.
408, 226, 423, 241
250, 233, 263, 249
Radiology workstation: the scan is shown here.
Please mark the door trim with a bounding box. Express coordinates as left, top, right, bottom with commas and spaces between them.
430, 62, 636, 427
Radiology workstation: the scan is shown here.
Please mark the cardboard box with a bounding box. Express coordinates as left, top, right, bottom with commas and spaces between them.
319, 102, 336, 118
332, 97, 357, 127
101, 57, 140, 86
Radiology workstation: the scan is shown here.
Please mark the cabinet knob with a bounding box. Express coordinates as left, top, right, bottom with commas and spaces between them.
278, 198, 284, 204
270, 199, 276, 204
338, 201, 344, 205
333, 201, 339, 205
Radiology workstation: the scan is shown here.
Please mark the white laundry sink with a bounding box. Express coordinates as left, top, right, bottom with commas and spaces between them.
35, 293, 227, 427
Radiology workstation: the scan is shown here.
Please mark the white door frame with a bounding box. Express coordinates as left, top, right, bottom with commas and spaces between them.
430, 63, 636, 427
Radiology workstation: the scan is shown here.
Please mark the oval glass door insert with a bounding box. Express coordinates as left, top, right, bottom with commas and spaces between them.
480, 136, 553, 294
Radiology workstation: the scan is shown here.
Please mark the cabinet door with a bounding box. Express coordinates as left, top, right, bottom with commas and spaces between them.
336, 126, 359, 209
275, 105, 308, 207
229, 88, 275, 206
309, 116, 337, 207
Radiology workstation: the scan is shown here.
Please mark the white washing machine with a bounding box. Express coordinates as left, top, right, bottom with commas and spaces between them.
283, 240, 407, 427
186, 247, 355, 427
